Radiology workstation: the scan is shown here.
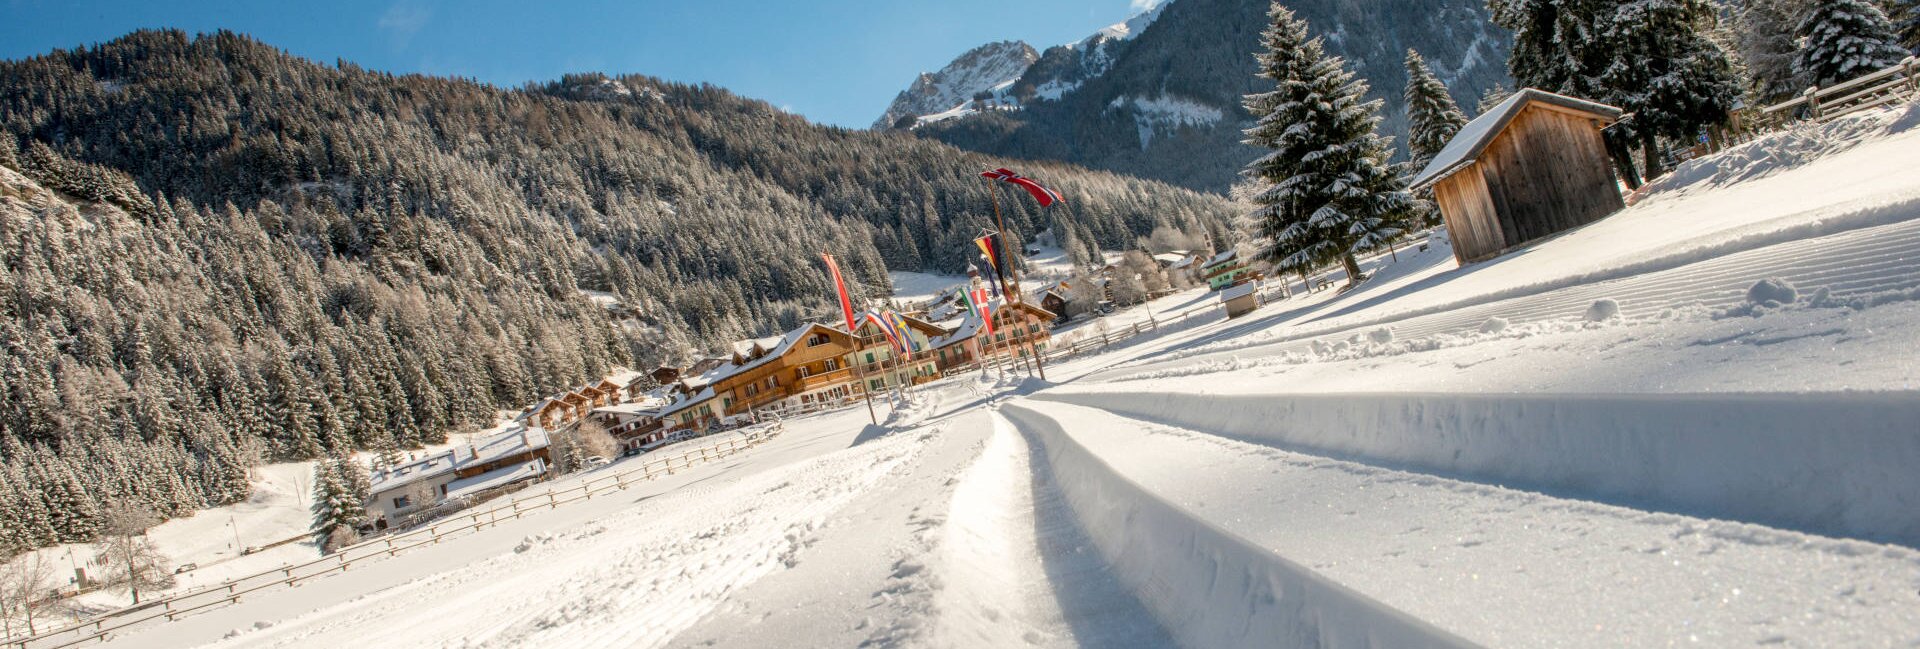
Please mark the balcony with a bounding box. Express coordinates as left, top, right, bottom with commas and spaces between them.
795, 367, 853, 392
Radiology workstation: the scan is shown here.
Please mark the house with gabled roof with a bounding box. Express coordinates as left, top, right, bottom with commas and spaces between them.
1410, 88, 1625, 264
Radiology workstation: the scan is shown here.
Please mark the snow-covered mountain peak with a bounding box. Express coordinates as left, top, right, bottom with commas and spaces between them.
873, 40, 1038, 129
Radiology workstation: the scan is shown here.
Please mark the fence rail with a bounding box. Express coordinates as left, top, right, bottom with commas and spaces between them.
1758, 57, 1919, 125
3, 424, 785, 649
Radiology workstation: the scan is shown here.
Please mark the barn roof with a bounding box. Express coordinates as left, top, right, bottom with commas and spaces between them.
1409, 88, 1623, 190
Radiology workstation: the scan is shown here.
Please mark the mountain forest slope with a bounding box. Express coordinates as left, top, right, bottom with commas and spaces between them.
0, 29, 1232, 555
913, 0, 1512, 193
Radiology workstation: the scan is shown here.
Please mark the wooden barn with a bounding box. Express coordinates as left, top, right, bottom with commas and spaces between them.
1410, 89, 1625, 264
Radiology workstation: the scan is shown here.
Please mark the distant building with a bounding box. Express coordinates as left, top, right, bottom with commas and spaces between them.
1221, 281, 1262, 318
1410, 89, 1625, 264
931, 299, 1054, 371
1200, 250, 1251, 291
366, 426, 552, 529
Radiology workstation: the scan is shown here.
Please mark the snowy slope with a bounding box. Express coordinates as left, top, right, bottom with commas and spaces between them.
72, 103, 1920, 649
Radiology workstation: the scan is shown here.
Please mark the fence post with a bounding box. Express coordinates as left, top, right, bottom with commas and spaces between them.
1908, 57, 1919, 95
1804, 85, 1821, 120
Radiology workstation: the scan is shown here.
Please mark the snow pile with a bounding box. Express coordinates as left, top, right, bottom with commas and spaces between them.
1583, 298, 1621, 322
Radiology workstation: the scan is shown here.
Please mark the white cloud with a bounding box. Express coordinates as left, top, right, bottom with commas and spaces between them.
378, 3, 433, 45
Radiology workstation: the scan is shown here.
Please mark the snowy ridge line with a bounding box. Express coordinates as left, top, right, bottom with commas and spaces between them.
1033, 390, 1920, 547
999, 405, 1477, 649
5, 425, 785, 649
1125, 191, 1920, 370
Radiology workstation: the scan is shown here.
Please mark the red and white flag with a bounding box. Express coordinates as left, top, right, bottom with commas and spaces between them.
981, 167, 1064, 207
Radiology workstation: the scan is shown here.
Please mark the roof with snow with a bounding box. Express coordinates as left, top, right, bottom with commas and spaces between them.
1202, 249, 1239, 270
445, 458, 546, 500
1220, 282, 1259, 301
370, 426, 552, 494
1410, 88, 1623, 190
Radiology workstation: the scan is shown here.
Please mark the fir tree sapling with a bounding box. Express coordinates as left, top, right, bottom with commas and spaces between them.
1241, 3, 1419, 286
1795, 0, 1909, 86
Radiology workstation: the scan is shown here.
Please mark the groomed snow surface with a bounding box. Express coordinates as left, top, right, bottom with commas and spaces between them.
69, 103, 1920, 648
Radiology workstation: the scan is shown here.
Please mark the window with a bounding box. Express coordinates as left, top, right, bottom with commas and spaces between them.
723, 397, 733, 409
865, 352, 875, 363
825, 358, 840, 371
797, 366, 811, 378
393, 495, 412, 509
807, 333, 830, 347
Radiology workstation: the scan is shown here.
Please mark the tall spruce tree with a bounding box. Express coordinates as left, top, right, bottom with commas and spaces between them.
1403, 50, 1472, 172
1242, 4, 1419, 285
308, 458, 368, 548
1795, 0, 1909, 86
1601, 0, 1742, 176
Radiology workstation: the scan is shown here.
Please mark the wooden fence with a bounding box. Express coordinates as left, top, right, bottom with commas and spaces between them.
1758, 57, 1920, 126
2, 424, 784, 649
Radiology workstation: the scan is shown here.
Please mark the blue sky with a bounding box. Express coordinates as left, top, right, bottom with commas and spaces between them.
0, 0, 1159, 128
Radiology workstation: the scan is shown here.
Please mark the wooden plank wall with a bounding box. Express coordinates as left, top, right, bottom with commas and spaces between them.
1475, 105, 1625, 248
1433, 171, 1505, 263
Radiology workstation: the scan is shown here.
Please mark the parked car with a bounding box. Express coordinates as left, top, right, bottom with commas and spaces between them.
584, 455, 610, 468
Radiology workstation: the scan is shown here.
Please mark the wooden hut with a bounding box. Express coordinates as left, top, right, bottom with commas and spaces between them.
1410, 89, 1625, 264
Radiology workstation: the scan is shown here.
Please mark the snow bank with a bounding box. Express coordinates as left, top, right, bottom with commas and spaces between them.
1001, 405, 1474, 649
1032, 391, 1920, 547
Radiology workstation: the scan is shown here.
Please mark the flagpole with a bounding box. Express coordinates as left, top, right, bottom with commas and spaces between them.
851, 332, 878, 426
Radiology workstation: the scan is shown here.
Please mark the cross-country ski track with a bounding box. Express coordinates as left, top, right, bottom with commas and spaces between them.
68, 100, 1920, 649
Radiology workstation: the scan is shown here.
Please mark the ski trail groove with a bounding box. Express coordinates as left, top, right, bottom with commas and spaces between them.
1000, 403, 1475, 649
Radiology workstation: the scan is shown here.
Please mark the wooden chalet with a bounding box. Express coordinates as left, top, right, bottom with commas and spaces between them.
707, 323, 863, 421
1411, 89, 1626, 264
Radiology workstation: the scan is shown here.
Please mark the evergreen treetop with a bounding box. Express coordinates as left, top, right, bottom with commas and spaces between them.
1403, 49, 1472, 172
1795, 0, 1909, 86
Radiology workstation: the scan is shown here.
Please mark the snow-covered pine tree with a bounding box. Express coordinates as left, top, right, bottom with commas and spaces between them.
308, 458, 368, 550
1601, 0, 1742, 176
1403, 49, 1471, 172
1242, 3, 1419, 285
1795, 0, 1909, 86
1732, 0, 1817, 102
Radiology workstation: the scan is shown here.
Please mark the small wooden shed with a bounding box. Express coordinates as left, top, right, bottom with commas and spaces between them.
1410, 89, 1625, 264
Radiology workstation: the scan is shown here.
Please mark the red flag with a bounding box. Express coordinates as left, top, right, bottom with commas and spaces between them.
981, 167, 1065, 207
821, 253, 857, 332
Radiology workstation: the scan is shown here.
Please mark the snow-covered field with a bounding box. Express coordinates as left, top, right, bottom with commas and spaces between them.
59, 103, 1920, 648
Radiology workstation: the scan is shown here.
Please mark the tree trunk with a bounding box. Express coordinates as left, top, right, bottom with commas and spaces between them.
1641, 131, 1663, 182
1606, 132, 1642, 189
1341, 253, 1364, 288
